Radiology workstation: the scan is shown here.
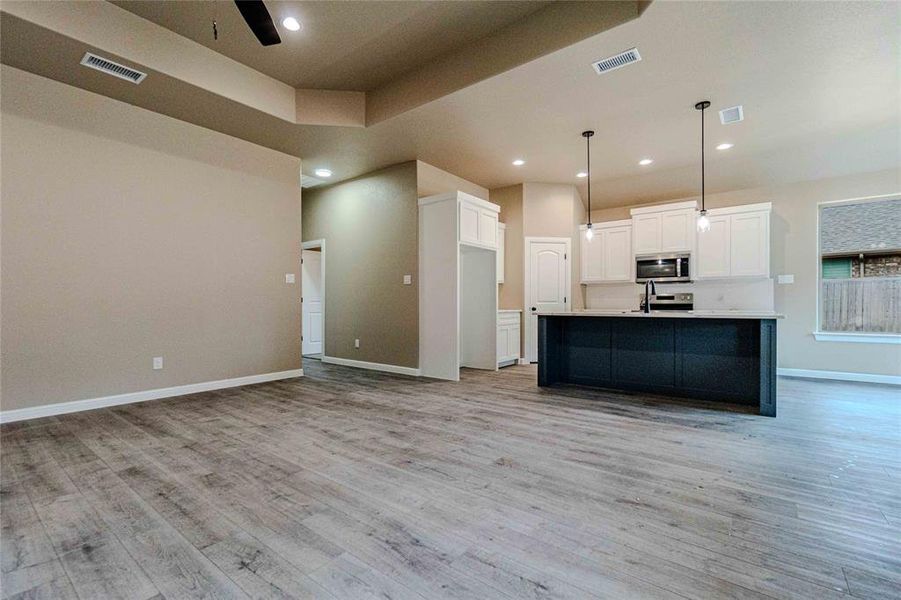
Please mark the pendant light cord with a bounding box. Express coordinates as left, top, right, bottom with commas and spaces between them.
700, 104, 705, 212
586, 134, 591, 220
694, 100, 710, 213
582, 130, 594, 227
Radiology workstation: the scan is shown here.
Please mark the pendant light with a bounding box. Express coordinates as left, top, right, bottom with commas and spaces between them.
582, 130, 595, 240
695, 100, 711, 232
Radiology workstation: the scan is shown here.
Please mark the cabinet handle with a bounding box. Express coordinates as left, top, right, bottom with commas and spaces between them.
531, 307, 537, 312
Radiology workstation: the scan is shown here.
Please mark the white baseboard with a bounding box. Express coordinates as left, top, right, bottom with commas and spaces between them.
0, 369, 304, 424
778, 368, 901, 386
321, 355, 420, 377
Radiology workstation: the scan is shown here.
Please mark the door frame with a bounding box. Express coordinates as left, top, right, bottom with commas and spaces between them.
523, 236, 571, 363
301, 239, 326, 357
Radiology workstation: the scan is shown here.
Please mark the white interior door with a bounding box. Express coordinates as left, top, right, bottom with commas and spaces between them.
525, 238, 569, 363
301, 249, 323, 355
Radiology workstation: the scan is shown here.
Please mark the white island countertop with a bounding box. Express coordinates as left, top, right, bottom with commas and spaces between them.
538, 309, 784, 319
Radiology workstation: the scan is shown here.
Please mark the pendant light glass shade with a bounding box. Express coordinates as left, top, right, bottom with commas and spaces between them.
697, 210, 711, 232
582, 130, 595, 241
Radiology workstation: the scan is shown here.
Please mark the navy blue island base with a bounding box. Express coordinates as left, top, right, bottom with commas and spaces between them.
537, 314, 778, 417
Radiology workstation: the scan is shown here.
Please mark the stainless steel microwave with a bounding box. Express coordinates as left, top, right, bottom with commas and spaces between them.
635, 253, 691, 283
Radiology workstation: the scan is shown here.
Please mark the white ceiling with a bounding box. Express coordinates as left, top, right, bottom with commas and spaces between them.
110, 0, 550, 90
292, 0, 900, 206
3, 1, 898, 209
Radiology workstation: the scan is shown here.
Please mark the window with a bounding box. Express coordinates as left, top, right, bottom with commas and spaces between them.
818, 196, 901, 340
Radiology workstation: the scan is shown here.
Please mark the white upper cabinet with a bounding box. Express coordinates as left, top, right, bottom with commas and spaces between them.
604, 226, 632, 281
696, 214, 731, 278
581, 228, 605, 283
459, 201, 480, 245
630, 201, 697, 255
479, 209, 498, 247
729, 210, 769, 277
696, 203, 771, 279
497, 223, 506, 284
660, 210, 694, 252
458, 194, 499, 249
580, 220, 632, 284
632, 213, 661, 255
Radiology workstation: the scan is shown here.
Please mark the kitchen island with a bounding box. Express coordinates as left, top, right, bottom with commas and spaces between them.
537, 310, 782, 416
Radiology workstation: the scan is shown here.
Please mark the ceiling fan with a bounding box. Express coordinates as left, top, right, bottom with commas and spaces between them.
234, 0, 281, 46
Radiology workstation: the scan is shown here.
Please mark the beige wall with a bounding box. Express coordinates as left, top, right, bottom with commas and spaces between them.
522, 183, 585, 310
1, 67, 303, 411
590, 169, 901, 377
416, 160, 489, 199
302, 162, 419, 368
491, 182, 585, 356
490, 185, 524, 310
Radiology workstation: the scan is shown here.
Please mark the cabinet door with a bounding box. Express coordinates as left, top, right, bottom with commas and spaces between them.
696, 215, 731, 278
580, 229, 605, 282
507, 324, 520, 360
460, 202, 480, 245
660, 210, 693, 252
497, 225, 505, 283
478, 208, 498, 248
602, 227, 632, 282
730, 211, 769, 277
633, 214, 660, 255
497, 325, 507, 361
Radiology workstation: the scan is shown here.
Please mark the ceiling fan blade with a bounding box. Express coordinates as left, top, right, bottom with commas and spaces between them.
234, 0, 281, 46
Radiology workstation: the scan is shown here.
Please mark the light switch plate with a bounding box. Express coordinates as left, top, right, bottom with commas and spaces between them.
354, 339, 360, 349
285, 273, 296, 284
403, 274, 412, 285
153, 356, 163, 370
777, 274, 794, 284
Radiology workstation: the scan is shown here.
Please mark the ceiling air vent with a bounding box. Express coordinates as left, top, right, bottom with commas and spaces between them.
80, 52, 147, 84
719, 105, 744, 124
592, 48, 641, 75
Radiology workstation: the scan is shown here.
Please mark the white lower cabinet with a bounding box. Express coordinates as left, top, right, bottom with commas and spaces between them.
497, 310, 521, 367
696, 203, 771, 279
580, 220, 633, 284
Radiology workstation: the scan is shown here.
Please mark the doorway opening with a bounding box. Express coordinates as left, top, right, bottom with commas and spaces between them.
302, 239, 325, 359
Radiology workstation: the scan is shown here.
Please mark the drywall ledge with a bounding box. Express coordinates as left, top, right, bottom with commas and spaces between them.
0, 369, 304, 424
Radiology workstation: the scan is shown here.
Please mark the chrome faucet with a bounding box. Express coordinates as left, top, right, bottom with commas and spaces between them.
643, 279, 657, 313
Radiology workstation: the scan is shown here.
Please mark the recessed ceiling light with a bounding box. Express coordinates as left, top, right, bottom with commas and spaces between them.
314, 168, 332, 178
639, 158, 653, 166
282, 17, 301, 31
716, 143, 734, 150
576, 172, 588, 178
512, 159, 525, 166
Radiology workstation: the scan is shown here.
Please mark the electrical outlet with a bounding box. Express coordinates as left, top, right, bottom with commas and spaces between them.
285, 273, 296, 284
153, 356, 163, 370
777, 274, 794, 284
403, 274, 412, 285
354, 339, 360, 349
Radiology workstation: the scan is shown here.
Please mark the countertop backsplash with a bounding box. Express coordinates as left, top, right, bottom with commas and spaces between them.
584, 278, 775, 312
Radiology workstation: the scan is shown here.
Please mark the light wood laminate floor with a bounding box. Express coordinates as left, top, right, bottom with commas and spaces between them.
2, 361, 900, 599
